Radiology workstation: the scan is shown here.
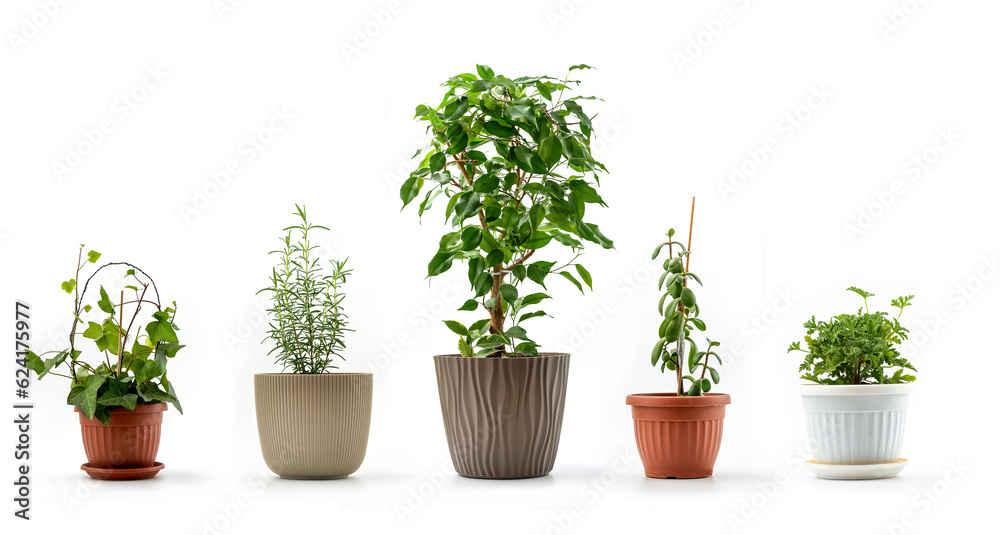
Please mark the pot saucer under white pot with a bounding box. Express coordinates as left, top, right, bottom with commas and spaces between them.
800, 383, 913, 479
806, 458, 910, 480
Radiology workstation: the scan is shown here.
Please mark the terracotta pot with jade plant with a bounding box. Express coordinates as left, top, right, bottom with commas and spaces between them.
27, 246, 185, 480
253, 205, 371, 479
626, 199, 732, 479
788, 288, 917, 480
400, 64, 614, 479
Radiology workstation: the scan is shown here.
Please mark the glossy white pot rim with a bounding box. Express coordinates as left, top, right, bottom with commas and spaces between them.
798, 383, 915, 396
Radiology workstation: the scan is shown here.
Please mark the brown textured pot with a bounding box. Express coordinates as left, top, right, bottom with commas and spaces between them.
77, 402, 166, 470
254, 373, 372, 479
625, 393, 731, 479
434, 353, 570, 479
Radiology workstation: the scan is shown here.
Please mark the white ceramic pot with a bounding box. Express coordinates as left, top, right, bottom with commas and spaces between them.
800, 384, 913, 464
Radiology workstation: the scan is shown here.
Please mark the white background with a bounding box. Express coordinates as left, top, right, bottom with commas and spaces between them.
2, 1, 998, 534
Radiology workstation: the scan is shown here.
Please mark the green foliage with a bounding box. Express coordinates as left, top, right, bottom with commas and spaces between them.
259, 205, 352, 373
788, 288, 917, 385
648, 219, 722, 397
401, 64, 613, 357
27, 246, 184, 425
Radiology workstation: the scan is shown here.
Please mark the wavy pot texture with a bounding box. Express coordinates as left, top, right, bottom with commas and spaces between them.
434, 353, 570, 479
254, 373, 373, 479
800, 384, 911, 464
626, 393, 731, 479
77, 402, 166, 469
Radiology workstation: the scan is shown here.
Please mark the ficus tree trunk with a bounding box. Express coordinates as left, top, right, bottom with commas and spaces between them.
489, 272, 505, 336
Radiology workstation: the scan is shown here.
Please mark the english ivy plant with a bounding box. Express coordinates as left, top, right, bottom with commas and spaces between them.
258, 205, 352, 373
400, 64, 613, 357
649, 200, 722, 396
788, 287, 917, 385
26, 246, 184, 425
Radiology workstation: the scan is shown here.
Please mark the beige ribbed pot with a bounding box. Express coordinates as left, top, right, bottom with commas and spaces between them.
254, 373, 372, 479
434, 353, 570, 479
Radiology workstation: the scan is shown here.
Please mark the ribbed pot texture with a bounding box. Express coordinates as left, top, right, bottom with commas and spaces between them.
626, 393, 731, 479
800, 384, 911, 464
254, 373, 372, 479
77, 403, 166, 469
434, 353, 570, 479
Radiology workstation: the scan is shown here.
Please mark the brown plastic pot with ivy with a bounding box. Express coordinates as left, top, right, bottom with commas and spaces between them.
400, 64, 613, 479
626, 199, 731, 479
27, 247, 185, 480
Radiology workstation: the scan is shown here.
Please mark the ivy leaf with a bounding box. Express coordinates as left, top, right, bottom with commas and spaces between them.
97, 286, 114, 314
87, 250, 101, 263
97, 379, 138, 411
138, 382, 176, 404
69, 374, 107, 420
161, 376, 183, 414
145, 312, 178, 344
61, 279, 76, 294
82, 322, 104, 339
154, 342, 185, 365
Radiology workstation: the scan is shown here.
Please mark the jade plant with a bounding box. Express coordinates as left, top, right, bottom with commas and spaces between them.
258, 205, 351, 373
26, 246, 184, 425
649, 199, 722, 396
400, 64, 613, 357
788, 287, 917, 384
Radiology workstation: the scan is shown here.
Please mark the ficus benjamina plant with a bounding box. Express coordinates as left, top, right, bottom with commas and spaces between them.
788, 287, 917, 385
400, 64, 613, 357
26, 246, 184, 425
649, 199, 722, 396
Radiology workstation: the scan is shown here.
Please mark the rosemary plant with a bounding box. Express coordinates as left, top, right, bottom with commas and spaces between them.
259, 205, 351, 374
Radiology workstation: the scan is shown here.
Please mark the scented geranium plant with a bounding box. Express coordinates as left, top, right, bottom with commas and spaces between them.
400, 64, 613, 357
649, 200, 723, 396
26, 246, 184, 425
258, 205, 352, 373
788, 287, 917, 384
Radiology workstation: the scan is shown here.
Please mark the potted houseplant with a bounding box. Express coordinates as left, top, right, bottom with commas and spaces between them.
26, 246, 184, 480
400, 64, 613, 479
626, 198, 732, 479
788, 287, 916, 479
253, 205, 372, 479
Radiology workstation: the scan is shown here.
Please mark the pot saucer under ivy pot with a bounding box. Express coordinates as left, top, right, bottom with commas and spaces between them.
26, 250, 186, 481
253, 205, 372, 479
435, 353, 569, 479
399, 64, 615, 479
788, 287, 918, 480
629, 202, 731, 479
799, 383, 913, 479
